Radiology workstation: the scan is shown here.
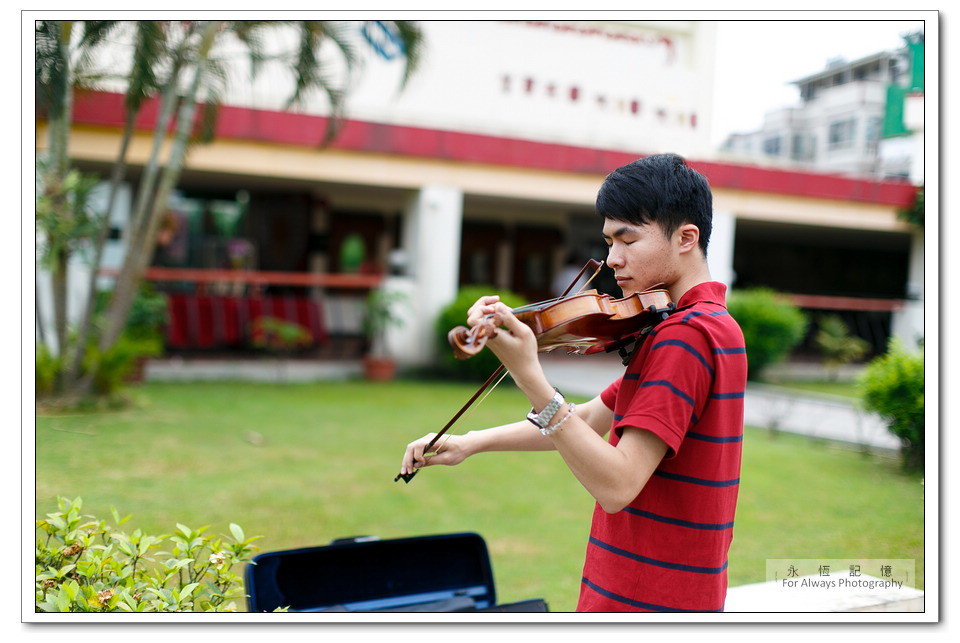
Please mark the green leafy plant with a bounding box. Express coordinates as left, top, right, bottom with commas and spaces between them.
364, 287, 409, 358
815, 314, 870, 379
123, 283, 169, 342
36, 343, 62, 397
83, 334, 163, 395
94, 284, 168, 341
250, 317, 313, 353
727, 288, 808, 380
897, 186, 924, 228
35, 496, 262, 613
35, 163, 104, 268
858, 339, 925, 471
435, 286, 528, 381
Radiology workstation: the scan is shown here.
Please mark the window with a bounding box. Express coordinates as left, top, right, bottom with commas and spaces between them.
762, 136, 782, 157
828, 118, 857, 149
864, 116, 883, 156
790, 134, 806, 161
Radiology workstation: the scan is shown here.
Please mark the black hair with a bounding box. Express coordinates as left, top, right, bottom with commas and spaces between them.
595, 153, 713, 255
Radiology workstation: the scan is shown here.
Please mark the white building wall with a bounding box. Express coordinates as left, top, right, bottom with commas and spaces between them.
903, 93, 925, 184
228, 20, 719, 159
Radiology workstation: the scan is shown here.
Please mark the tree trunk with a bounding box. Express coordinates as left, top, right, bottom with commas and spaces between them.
98, 21, 222, 356
51, 248, 68, 364
66, 116, 134, 388
96, 68, 182, 355
46, 21, 74, 380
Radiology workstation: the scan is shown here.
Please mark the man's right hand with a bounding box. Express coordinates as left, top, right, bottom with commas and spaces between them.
398, 432, 471, 479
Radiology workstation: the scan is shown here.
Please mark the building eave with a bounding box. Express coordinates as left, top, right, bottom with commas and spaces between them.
53, 90, 918, 209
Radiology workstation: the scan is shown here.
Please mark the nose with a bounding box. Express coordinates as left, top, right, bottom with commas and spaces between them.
606, 244, 624, 269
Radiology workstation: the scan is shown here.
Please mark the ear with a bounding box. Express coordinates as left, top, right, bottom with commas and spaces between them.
676, 224, 700, 255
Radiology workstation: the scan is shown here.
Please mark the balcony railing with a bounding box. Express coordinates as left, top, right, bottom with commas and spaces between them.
99, 267, 383, 357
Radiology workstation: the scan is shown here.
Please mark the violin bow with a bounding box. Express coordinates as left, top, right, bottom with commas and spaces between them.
393, 258, 604, 483
394, 365, 507, 483
564, 259, 604, 298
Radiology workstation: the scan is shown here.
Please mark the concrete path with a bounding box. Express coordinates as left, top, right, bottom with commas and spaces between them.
538, 351, 899, 451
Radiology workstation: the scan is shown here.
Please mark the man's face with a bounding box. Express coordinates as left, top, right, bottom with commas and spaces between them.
601, 218, 677, 296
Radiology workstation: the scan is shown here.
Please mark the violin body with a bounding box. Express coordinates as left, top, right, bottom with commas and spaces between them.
448, 287, 675, 360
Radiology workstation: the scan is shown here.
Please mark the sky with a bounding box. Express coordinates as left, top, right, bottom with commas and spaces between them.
710, 18, 928, 146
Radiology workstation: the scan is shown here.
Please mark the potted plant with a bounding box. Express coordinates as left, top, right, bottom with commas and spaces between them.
363, 287, 408, 381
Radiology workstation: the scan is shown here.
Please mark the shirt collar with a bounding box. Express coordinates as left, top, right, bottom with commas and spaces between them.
676, 281, 727, 309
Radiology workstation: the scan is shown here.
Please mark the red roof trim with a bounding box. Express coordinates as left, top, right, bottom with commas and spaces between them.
67, 91, 917, 208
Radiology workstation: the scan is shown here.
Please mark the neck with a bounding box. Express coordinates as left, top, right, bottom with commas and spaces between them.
665, 261, 712, 304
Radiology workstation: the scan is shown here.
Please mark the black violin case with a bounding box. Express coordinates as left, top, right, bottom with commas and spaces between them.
244, 532, 549, 613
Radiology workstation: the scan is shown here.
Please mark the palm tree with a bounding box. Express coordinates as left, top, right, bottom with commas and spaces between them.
35, 20, 121, 390
68, 21, 169, 387
36, 19, 424, 398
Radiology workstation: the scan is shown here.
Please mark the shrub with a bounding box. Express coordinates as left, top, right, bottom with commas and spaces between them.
35, 496, 262, 613
36, 343, 61, 397
727, 288, 808, 380
83, 334, 163, 395
858, 339, 925, 471
435, 286, 528, 381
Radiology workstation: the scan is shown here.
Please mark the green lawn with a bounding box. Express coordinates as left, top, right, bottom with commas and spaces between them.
34, 380, 924, 612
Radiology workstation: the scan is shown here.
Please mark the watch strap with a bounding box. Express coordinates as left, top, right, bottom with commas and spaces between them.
526, 389, 565, 428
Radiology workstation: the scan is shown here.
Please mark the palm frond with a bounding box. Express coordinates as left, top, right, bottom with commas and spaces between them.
125, 20, 169, 113
228, 20, 272, 79
373, 21, 425, 89
285, 20, 358, 109
35, 20, 68, 119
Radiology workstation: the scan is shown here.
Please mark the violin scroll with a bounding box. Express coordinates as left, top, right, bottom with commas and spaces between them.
448, 311, 504, 360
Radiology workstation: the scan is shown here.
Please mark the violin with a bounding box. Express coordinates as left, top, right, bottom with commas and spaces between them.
394, 259, 675, 483
448, 285, 674, 360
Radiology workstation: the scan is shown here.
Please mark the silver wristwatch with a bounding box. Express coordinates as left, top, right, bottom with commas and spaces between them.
526, 389, 565, 429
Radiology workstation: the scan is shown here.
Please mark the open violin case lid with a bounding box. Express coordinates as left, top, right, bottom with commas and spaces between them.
245, 532, 549, 613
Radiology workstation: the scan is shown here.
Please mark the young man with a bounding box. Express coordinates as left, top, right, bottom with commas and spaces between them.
399, 154, 748, 612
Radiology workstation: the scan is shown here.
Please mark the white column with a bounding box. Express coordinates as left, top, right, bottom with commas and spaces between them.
707, 209, 736, 290
387, 184, 464, 367
891, 227, 925, 347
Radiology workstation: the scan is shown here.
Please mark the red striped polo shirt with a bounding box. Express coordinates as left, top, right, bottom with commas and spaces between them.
577, 281, 747, 612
